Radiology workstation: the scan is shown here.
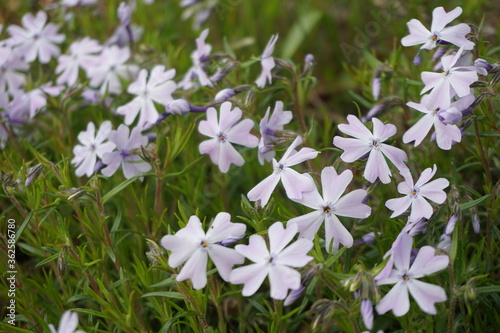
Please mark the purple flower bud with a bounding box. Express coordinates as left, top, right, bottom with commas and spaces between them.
407, 219, 427, 237
437, 234, 451, 252
214, 89, 236, 101
433, 47, 447, 62
217, 233, 245, 247
361, 299, 374, 330
283, 285, 305, 306
372, 77, 381, 101
474, 58, 493, 73
445, 215, 458, 235
413, 52, 422, 65
472, 209, 480, 234
303, 53, 315, 73
166, 99, 190, 115
438, 107, 463, 124
93, 160, 105, 174
118, 2, 132, 26
25, 163, 44, 186
355, 232, 380, 245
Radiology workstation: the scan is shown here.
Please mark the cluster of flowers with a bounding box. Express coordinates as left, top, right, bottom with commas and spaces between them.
1, 2, 492, 332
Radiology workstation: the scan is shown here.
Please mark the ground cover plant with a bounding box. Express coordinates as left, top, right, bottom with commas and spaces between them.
1, 0, 500, 332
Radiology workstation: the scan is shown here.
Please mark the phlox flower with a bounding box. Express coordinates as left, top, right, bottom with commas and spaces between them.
56, 37, 102, 86
7, 11, 65, 64
0, 46, 28, 93
117, 65, 177, 127
61, 0, 98, 7
258, 101, 293, 165
161, 213, 246, 289
198, 101, 259, 173
101, 124, 152, 179
421, 47, 478, 109
333, 115, 408, 184
72, 121, 115, 177
230, 221, 313, 300
288, 166, 371, 253
403, 94, 474, 150
179, 29, 213, 90
401, 6, 474, 51
375, 233, 449, 317
247, 136, 319, 207
88, 46, 139, 95
8, 83, 64, 119
385, 165, 449, 223
255, 34, 278, 88
49, 311, 85, 333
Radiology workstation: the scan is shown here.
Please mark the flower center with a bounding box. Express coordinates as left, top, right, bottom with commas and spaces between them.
200, 241, 209, 248
120, 149, 130, 157
433, 107, 440, 114
267, 254, 276, 265
323, 206, 331, 213
431, 35, 438, 41
370, 138, 380, 148
410, 187, 419, 198
217, 132, 227, 143
90, 144, 96, 152
402, 274, 410, 281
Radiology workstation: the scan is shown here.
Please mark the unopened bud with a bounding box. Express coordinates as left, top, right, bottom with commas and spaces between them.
166, 99, 190, 115
25, 163, 44, 186
118, 2, 132, 26
438, 107, 462, 125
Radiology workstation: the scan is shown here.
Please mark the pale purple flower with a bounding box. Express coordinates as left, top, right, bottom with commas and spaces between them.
8, 83, 63, 119
7, 11, 65, 64
287, 167, 371, 253
247, 136, 318, 207
333, 115, 408, 184
255, 34, 278, 88
421, 47, 478, 109
56, 37, 102, 86
403, 94, 474, 150
375, 235, 449, 317
401, 7, 474, 51
161, 213, 246, 289
385, 165, 449, 223
361, 299, 374, 330
101, 124, 152, 178
258, 101, 293, 165
198, 101, 259, 173
230, 222, 313, 300
0, 46, 28, 93
88, 46, 139, 95
49, 311, 85, 333
117, 66, 177, 127
61, 0, 98, 7
372, 77, 381, 101
72, 121, 115, 177
179, 29, 213, 90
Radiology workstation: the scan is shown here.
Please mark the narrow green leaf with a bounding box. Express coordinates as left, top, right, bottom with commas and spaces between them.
142, 291, 184, 299
459, 195, 491, 211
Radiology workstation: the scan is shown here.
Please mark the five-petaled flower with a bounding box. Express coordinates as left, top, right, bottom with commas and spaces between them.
385, 165, 449, 223
117, 65, 177, 127
288, 166, 371, 253
248, 136, 319, 207
101, 124, 152, 179
375, 233, 449, 317
8, 11, 65, 64
333, 115, 408, 184
161, 213, 246, 289
230, 221, 313, 300
72, 121, 115, 177
420, 47, 478, 109
401, 6, 474, 51
198, 101, 259, 173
